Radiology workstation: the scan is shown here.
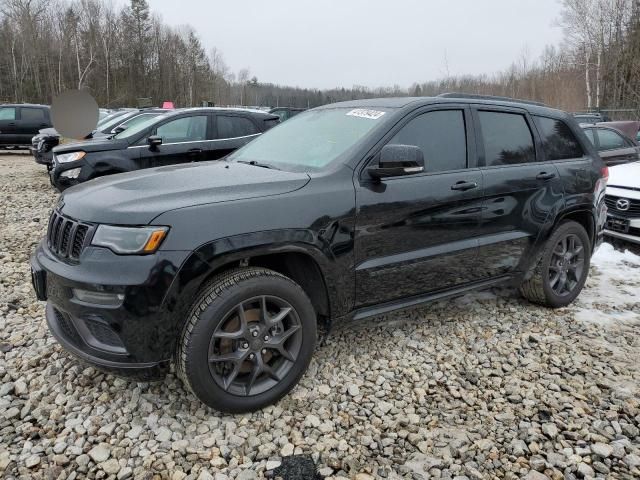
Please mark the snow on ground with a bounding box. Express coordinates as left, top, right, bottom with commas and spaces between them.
572, 242, 640, 325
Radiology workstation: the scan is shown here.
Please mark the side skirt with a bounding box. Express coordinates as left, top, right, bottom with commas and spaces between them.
348, 274, 513, 322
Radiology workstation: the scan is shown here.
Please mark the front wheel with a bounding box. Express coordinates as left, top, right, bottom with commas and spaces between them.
176, 267, 316, 412
520, 220, 591, 308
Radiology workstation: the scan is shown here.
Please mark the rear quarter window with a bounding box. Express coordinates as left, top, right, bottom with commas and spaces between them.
533, 116, 583, 160
217, 115, 258, 139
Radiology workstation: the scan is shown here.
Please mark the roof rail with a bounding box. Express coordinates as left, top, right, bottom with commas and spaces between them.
437, 93, 548, 107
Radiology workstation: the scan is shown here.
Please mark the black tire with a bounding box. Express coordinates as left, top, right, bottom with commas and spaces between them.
520, 220, 591, 308
176, 267, 316, 413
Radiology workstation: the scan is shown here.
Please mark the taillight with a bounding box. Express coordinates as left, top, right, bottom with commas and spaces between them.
601, 166, 609, 183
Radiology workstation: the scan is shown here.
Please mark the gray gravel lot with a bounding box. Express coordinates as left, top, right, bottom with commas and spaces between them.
1, 153, 639, 480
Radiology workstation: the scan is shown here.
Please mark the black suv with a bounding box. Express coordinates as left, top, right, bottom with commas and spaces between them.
49, 107, 279, 191
0, 104, 52, 149
32, 109, 166, 170
31, 95, 607, 412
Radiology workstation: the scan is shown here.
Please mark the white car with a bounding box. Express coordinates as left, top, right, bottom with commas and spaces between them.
605, 161, 640, 244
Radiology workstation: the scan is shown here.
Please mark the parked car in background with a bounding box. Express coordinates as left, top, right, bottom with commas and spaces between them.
581, 122, 640, 166
49, 107, 279, 190
573, 112, 611, 123
32, 95, 607, 412
32, 108, 167, 169
98, 108, 113, 121
604, 160, 640, 244
0, 104, 52, 149
269, 107, 306, 122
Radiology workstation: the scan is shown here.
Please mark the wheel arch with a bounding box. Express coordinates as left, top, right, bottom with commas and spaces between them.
163, 235, 341, 333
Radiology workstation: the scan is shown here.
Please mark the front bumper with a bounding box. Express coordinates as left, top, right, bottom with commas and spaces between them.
31, 241, 191, 379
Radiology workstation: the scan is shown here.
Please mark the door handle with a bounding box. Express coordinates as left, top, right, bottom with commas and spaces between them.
8, 122, 15, 126
188, 148, 203, 154
451, 181, 478, 191
536, 172, 556, 180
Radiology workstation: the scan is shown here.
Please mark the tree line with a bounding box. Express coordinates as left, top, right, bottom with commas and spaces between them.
1, 0, 639, 117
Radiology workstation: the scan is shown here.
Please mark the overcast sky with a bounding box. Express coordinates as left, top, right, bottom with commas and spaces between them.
143, 0, 564, 90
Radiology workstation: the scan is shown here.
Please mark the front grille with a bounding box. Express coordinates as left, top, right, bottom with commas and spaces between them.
84, 318, 125, 349
605, 195, 640, 218
47, 211, 92, 260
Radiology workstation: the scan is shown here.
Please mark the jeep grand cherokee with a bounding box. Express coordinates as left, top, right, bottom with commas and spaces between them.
31, 94, 607, 412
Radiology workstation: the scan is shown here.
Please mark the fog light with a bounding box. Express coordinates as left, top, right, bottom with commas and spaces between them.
73, 289, 124, 307
60, 168, 81, 179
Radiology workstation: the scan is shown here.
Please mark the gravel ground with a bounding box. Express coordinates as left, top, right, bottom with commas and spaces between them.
1, 153, 639, 480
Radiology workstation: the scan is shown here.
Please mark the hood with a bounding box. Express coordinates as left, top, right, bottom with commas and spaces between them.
52, 137, 128, 154
608, 161, 640, 190
60, 161, 311, 225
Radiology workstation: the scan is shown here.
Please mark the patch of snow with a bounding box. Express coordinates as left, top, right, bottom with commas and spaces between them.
572, 243, 640, 325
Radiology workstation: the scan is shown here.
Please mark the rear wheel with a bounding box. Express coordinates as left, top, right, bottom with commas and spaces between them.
176, 267, 316, 412
519, 221, 591, 308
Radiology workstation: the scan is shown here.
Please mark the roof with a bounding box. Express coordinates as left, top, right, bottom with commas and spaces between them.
315, 95, 567, 118
1, 103, 50, 108
161, 107, 277, 118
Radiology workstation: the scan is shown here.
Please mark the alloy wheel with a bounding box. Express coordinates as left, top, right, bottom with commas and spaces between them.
208, 295, 302, 396
548, 233, 585, 297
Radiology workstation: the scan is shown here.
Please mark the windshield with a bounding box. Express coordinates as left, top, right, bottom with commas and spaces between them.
98, 111, 132, 132
228, 107, 391, 171
117, 112, 163, 132
113, 113, 170, 140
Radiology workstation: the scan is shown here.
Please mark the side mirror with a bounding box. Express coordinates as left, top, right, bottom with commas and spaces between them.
147, 135, 162, 148
367, 144, 425, 179
111, 126, 126, 135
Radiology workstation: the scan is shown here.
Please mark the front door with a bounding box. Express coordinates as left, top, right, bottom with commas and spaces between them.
0, 106, 19, 146
472, 108, 564, 279
17, 106, 50, 144
138, 114, 210, 168
354, 107, 484, 308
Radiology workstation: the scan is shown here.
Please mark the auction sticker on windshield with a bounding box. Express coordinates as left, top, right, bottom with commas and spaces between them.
346, 109, 386, 120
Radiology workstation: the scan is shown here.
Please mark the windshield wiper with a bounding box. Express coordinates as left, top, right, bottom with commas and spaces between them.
236, 160, 280, 170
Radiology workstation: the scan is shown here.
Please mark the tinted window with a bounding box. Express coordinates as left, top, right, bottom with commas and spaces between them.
217, 115, 258, 139
533, 116, 583, 160
156, 115, 207, 142
478, 111, 535, 166
597, 129, 627, 151
0, 107, 16, 121
389, 110, 467, 172
583, 128, 596, 145
21, 107, 46, 122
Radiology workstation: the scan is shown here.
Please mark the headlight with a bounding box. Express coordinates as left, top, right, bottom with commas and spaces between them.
56, 151, 86, 163
91, 225, 169, 254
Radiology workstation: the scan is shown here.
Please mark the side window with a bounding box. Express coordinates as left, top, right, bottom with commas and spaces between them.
156, 115, 207, 143
478, 111, 535, 166
388, 110, 467, 173
597, 129, 627, 151
583, 128, 596, 145
217, 115, 258, 139
21, 108, 46, 122
533, 116, 583, 160
263, 118, 280, 131
0, 107, 16, 121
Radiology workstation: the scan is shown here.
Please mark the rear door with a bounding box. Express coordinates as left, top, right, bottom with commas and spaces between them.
0, 106, 19, 146
137, 113, 210, 167
472, 107, 564, 279
17, 106, 51, 144
594, 127, 639, 166
209, 114, 261, 160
